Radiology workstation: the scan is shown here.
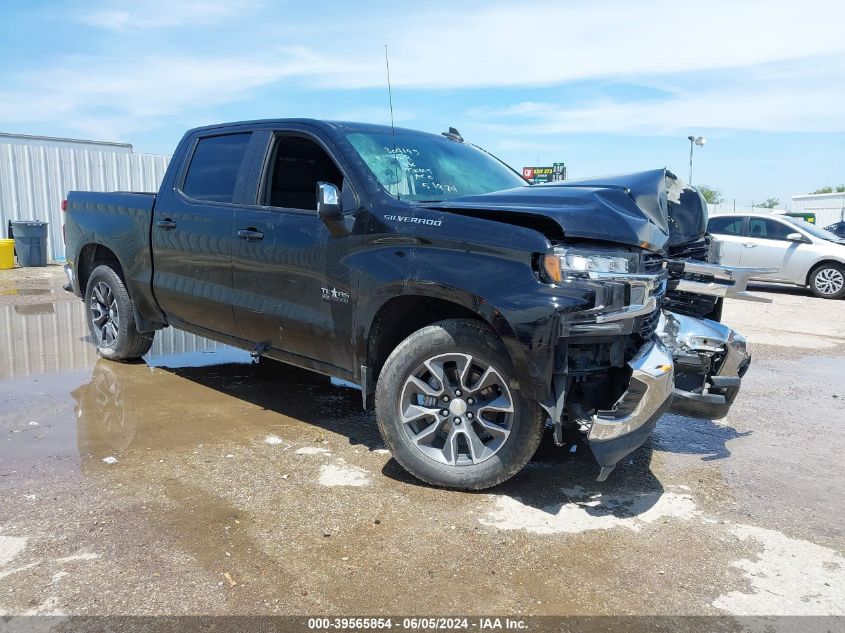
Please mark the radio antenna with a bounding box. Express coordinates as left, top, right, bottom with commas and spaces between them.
384, 43, 401, 198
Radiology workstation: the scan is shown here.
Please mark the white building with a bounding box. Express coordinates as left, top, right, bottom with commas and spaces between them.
790, 192, 845, 227
0, 132, 170, 262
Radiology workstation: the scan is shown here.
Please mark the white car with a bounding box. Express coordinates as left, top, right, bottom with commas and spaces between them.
707, 213, 845, 299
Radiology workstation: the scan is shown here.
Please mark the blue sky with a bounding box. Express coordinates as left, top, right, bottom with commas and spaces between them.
1, 0, 843, 208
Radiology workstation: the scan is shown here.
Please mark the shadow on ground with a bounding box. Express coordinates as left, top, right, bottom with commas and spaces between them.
747, 282, 813, 297
652, 413, 751, 461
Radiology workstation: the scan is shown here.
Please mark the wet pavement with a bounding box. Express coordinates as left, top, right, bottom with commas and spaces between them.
0, 267, 843, 617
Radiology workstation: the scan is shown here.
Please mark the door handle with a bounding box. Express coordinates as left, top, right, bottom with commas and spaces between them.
156, 219, 177, 230
237, 229, 264, 241
743, 242, 757, 248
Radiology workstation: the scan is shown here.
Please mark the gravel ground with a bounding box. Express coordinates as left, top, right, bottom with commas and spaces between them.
0, 267, 843, 618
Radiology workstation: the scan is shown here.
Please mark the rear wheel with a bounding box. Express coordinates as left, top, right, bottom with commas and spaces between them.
809, 263, 845, 299
85, 265, 154, 361
375, 319, 545, 490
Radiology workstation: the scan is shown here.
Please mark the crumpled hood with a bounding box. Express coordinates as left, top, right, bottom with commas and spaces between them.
422, 168, 706, 254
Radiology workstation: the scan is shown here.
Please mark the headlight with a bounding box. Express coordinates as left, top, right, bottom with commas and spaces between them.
542, 246, 641, 282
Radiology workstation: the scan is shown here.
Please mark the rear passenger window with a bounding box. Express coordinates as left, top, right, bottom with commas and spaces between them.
707, 217, 743, 235
182, 133, 251, 203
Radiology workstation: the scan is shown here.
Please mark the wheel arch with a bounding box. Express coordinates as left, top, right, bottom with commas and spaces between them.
359, 288, 532, 404
806, 258, 845, 286
77, 243, 124, 295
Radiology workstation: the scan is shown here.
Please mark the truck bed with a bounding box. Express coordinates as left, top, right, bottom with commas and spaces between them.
64, 191, 160, 328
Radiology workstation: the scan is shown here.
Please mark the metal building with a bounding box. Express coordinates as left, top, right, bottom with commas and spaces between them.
790, 192, 845, 227
0, 132, 170, 262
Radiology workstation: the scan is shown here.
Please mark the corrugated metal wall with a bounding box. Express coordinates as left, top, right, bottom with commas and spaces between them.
0, 143, 170, 261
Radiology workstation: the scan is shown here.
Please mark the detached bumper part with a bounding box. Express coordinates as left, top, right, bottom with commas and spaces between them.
670, 261, 774, 303
657, 311, 750, 419
588, 338, 675, 481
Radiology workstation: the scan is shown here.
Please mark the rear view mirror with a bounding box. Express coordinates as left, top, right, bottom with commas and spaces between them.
786, 232, 808, 243
316, 182, 342, 218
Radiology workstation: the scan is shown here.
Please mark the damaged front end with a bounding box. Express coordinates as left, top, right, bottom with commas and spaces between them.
657, 311, 750, 420
550, 307, 751, 482
531, 171, 761, 481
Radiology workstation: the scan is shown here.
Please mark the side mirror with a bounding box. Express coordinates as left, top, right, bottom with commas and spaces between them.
316, 182, 342, 218
786, 232, 808, 243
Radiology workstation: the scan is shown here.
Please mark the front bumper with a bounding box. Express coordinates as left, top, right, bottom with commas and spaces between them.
587, 337, 675, 481
657, 311, 750, 419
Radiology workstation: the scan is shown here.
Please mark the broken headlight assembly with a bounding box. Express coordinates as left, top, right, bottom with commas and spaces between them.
542, 246, 641, 281
542, 245, 667, 323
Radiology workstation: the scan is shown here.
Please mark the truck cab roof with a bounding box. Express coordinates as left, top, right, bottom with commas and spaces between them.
184, 119, 445, 140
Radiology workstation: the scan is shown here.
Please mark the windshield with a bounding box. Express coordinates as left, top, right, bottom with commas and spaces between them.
782, 216, 843, 241
345, 130, 526, 201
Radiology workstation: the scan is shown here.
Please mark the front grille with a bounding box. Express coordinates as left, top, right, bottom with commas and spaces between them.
668, 236, 710, 262
664, 236, 721, 319
641, 252, 666, 274
663, 291, 721, 320
637, 308, 661, 339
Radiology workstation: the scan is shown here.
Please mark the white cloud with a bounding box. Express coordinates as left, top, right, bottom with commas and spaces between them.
75, 0, 259, 29
3, 0, 844, 138
0, 49, 369, 138
313, 0, 845, 90
467, 76, 845, 134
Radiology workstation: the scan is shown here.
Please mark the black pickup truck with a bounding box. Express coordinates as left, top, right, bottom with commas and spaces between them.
63, 119, 760, 489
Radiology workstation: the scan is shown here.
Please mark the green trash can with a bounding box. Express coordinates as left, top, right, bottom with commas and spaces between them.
10, 220, 49, 267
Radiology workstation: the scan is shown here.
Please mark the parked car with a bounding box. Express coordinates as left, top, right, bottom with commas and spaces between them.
62, 119, 757, 489
824, 221, 845, 239
708, 213, 845, 299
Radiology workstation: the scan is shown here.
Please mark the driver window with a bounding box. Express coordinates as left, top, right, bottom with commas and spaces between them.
264, 135, 343, 210
747, 218, 793, 240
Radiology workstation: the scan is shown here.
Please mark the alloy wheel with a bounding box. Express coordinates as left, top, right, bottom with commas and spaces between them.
815, 268, 844, 296
399, 353, 514, 466
89, 281, 119, 347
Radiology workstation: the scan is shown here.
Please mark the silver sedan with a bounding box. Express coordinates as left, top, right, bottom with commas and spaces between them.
707, 213, 845, 299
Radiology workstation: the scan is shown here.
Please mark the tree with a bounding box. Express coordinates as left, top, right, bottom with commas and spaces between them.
697, 184, 723, 205
812, 186, 834, 194
756, 198, 780, 209
837, 185, 845, 193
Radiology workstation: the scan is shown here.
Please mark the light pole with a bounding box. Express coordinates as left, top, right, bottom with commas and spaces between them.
687, 135, 706, 184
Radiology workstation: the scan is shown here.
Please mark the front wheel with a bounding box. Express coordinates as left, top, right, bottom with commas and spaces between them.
809, 263, 845, 299
85, 265, 155, 361
375, 319, 545, 490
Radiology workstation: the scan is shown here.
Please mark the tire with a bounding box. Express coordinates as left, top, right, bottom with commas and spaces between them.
375, 318, 545, 490
808, 263, 845, 299
84, 265, 154, 361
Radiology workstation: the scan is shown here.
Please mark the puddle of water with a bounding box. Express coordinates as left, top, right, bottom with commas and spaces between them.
0, 293, 374, 477
0, 301, 253, 379
0, 288, 51, 296
14, 303, 55, 316
145, 347, 253, 368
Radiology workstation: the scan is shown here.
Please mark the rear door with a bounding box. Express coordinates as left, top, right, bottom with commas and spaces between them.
152, 131, 257, 335
739, 216, 806, 283
706, 216, 745, 265
231, 128, 363, 373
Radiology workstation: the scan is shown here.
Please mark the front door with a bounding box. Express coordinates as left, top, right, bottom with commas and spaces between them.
231, 131, 362, 372
152, 131, 256, 335
739, 216, 805, 283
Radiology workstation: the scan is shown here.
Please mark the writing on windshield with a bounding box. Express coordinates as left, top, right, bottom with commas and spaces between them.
346, 131, 526, 201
